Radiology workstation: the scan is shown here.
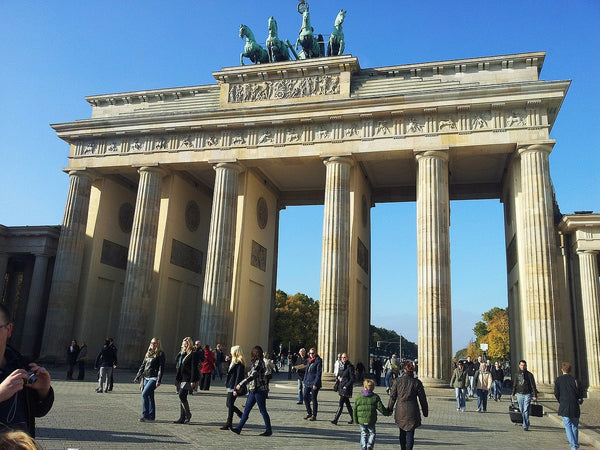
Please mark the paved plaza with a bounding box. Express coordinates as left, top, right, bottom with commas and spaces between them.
33, 368, 599, 449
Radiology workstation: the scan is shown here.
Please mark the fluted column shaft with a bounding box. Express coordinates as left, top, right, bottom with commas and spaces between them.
41, 170, 93, 360
117, 166, 164, 363
22, 254, 49, 356
416, 151, 452, 385
199, 162, 243, 346
518, 144, 560, 385
318, 157, 352, 375
577, 250, 600, 391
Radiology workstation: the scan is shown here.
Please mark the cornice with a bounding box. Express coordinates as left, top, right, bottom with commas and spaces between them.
558, 214, 600, 232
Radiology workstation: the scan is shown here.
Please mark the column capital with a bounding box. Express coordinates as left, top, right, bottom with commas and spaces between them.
577, 249, 599, 256
323, 156, 354, 167
66, 168, 95, 180
517, 143, 553, 156
212, 161, 244, 173
414, 150, 449, 162
136, 165, 167, 177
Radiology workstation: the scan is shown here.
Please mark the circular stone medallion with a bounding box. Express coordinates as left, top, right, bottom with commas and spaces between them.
185, 200, 200, 232
118, 202, 134, 233
257, 197, 268, 229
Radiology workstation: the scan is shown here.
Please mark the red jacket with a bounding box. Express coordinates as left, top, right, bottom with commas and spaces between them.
201, 349, 215, 373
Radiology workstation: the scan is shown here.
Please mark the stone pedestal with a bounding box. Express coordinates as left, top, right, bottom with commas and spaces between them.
199, 162, 243, 346
117, 166, 165, 363
416, 151, 452, 386
577, 250, 600, 392
318, 156, 352, 375
517, 144, 560, 388
41, 170, 93, 361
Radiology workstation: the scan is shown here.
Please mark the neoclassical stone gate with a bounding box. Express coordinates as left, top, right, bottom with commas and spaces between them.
40, 52, 599, 392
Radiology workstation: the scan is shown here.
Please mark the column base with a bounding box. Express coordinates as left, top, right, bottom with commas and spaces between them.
419, 377, 449, 388
322, 373, 336, 384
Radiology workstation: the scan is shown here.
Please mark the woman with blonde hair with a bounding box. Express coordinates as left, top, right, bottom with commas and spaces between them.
134, 338, 165, 422
220, 345, 246, 430
173, 337, 199, 424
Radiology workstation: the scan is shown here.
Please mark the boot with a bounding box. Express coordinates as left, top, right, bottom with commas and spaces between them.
173, 404, 185, 424
220, 419, 232, 430
347, 405, 354, 424
330, 406, 342, 425
182, 401, 192, 423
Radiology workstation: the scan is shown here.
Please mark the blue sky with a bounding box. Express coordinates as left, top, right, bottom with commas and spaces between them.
1, 1, 598, 353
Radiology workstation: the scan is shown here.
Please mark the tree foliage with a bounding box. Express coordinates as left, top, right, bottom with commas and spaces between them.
464, 307, 510, 361
272, 290, 319, 353
369, 325, 418, 360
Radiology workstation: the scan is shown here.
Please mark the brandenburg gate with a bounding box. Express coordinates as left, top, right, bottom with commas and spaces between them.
39, 50, 599, 393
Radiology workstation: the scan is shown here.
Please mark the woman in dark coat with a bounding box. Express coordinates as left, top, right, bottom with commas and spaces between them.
387, 361, 428, 450
220, 345, 246, 430
173, 337, 198, 424
330, 352, 355, 425
134, 337, 165, 422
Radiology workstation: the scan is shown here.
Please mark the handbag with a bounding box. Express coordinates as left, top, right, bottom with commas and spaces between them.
529, 402, 544, 417
333, 380, 340, 391
236, 383, 248, 396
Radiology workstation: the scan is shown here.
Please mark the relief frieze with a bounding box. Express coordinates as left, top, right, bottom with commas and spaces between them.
228, 75, 340, 103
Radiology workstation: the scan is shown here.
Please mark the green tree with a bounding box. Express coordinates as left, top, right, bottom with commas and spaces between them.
272, 290, 319, 353
465, 307, 510, 361
369, 325, 417, 360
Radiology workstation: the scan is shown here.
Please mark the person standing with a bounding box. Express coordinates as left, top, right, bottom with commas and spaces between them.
490, 361, 504, 401
294, 348, 307, 404
372, 357, 383, 386
231, 345, 272, 436
66, 340, 79, 380
200, 345, 215, 391
303, 347, 322, 421
465, 356, 477, 398
76, 342, 87, 380
0, 304, 54, 437
134, 338, 165, 422
220, 345, 245, 430
331, 353, 354, 425
106, 338, 117, 392
511, 359, 538, 431
94, 339, 117, 393
173, 337, 198, 424
473, 363, 492, 412
213, 344, 225, 381
384, 354, 399, 394
353, 378, 389, 450
450, 360, 468, 412
388, 361, 428, 450
554, 362, 584, 449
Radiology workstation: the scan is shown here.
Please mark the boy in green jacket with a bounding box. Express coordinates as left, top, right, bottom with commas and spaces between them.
353, 378, 390, 450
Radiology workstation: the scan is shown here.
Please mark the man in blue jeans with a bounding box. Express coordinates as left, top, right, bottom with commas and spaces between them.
511, 360, 538, 431
554, 362, 584, 449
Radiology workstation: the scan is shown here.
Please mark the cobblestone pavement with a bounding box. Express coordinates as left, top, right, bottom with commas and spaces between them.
33, 368, 599, 449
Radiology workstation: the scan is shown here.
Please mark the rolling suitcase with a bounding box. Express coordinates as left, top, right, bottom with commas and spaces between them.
509, 402, 523, 424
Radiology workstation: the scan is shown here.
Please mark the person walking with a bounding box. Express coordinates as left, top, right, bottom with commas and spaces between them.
294, 348, 307, 404
106, 338, 117, 392
133, 338, 165, 422
353, 378, 389, 450
465, 356, 476, 398
213, 344, 225, 381
490, 361, 504, 401
94, 339, 117, 393
200, 345, 215, 391
511, 359, 538, 431
554, 362, 584, 449
76, 342, 87, 380
384, 354, 400, 394
372, 357, 383, 386
303, 347, 322, 421
66, 340, 79, 380
450, 360, 468, 412
331, 353, 354, 425
388, 361, 428, 450
173, 337, 198, 424
231, 345, 272, 436
220, 345, 246, 430
473, 363, 492, 412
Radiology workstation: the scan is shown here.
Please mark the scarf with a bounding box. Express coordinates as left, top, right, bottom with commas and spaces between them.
307, 354, 316, 364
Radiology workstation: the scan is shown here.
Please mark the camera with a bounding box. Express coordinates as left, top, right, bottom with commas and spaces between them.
25, 370, 37, 384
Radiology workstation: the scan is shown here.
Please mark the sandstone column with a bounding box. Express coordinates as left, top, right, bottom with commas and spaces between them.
517, 144, 560, 386
416, 150, 452, 385
41, 170, 93, 360
577, 250, 600, 392
199, 162, 243, 346
21, 253, 49, 356
318, 156, 352, 375
117, 166, 165, 363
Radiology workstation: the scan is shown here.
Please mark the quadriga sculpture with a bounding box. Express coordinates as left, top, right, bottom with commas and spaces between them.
239, 24, 269, 65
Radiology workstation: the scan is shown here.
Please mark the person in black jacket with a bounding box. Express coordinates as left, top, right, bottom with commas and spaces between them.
94, 339, 117, 393
173, 337, 198, 424
554, 362, 584, 450
134, 338, 165, 422
511, 359, 538, 431
330, 353, 355, 425
220, 345, 246, 430
0, 304, 54, 437
66, 340, 79, 380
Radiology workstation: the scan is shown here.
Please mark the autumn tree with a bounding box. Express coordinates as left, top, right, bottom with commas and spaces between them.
272, 290, 319, 353
468, 307, 510, 361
